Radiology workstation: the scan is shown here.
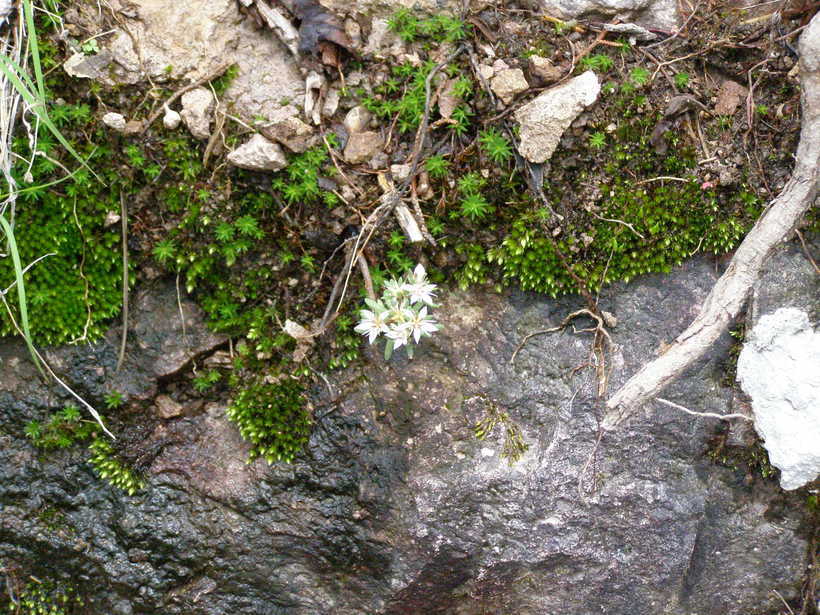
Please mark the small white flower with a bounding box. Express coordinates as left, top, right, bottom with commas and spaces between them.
402, 263, 437, 306
354, 309, 390, 344
386, 323, 412, 349
404, 306, 439, 343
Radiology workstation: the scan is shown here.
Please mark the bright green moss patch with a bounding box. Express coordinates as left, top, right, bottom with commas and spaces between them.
88, 437, 145, 496
226, 378, 311, 464
1, 580, 85, 615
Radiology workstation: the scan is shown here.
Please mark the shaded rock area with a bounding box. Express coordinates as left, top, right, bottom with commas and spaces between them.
1, 243, 816, 614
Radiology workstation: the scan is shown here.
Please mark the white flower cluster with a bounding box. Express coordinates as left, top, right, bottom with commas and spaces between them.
354, 264, 441, 359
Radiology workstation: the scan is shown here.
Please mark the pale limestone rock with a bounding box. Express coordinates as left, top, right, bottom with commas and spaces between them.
102, 112, 127, 132
343, 106, 372, 134
535, 0, 679, 32
515, 70, 601, 163
227, 134, 288, 172
737, 308, 820, 490
63, 50, 113, 79
180, 87, 214, 140
101, 0, 303, 124
344, 131, 383, 164
491, 68, 530, 105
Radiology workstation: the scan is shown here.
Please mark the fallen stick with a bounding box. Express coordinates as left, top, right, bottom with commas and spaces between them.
603, 13, 820, 430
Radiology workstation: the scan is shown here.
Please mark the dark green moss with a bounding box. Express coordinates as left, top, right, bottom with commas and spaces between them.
226, 378, 311, 464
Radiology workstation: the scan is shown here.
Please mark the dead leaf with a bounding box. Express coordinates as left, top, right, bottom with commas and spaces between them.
293, 0, 351, 56
714, 80, 748, 116
438, 78, 459, 120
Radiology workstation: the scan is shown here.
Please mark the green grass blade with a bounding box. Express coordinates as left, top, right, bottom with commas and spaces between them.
23, 0, 45, 101
0, 49, 101, 182
0, 215, 45, 375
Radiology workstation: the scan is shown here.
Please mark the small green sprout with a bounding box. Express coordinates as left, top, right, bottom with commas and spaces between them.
629, 66, 651, 87
674, 72, 690, 89
580, 54, 614, 72
460, 193, 494, 221
479, 128, 513, 164
589, 132, 606, 149
104, 391, 125, 410
425, 155, 450, 179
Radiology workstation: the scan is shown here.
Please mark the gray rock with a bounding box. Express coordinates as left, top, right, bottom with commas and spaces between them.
344, 130, 383, 164
527, 55, 563, 85
180, 88, 214, 140
62, 49, 113, 80
490, 68, 530, 104
104, 0, 240, 83
737, 308, 820, 490
100, 0, 303, 126
101, 112, 127, 132
0, 244, 815, 614
343, 105, 372, 134
515, 70, 600, 163
535, 0, 679, 32
260, 112, 317, 154
226, 134, 288, 172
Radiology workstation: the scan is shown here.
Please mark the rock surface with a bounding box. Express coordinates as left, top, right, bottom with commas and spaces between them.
344, 130, 383, 164
490, 68, 530, 104
102, 112, 127, 132
527, 55, 563, 85
227, 134, 288, 172
515, 70, 601, 163
260, 112, 317, 153
737, 307, 820, 490
535, 0, 679, 31
180, 88, 214, 140
90, 0, 304, 124
1, 242, 815, 614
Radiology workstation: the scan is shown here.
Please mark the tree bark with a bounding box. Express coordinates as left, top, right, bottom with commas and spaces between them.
603, 13, 820, 430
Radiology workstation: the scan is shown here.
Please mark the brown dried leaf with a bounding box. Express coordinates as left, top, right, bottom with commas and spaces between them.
714, 80, 748, 116
293, 0, 351, 55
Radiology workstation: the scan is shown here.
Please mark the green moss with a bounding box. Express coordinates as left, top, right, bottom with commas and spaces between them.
24, 405, 98, 450
87, 438, 145, 496
226, 378, 311, 464
2, 580, 84, 615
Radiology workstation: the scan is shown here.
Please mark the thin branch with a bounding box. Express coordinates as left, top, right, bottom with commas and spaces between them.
115, 192, 128, 372
656, 397, 752, 421
604, 14, 820, 429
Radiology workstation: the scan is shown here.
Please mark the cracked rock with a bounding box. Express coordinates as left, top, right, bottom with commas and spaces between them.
260, 112, 317, 153
527, 55, 563, 85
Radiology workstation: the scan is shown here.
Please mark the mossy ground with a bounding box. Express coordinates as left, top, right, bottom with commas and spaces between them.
0, 4, 810, 471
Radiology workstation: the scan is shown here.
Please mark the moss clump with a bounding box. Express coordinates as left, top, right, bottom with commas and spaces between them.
226, 378, 311, 464
24, 405, 98, 450
2, 580, 84, 615
462, 112, 763, 297
87, 438, 145, 496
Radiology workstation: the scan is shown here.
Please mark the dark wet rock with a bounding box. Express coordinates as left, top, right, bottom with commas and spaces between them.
0, 245, 815, 614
